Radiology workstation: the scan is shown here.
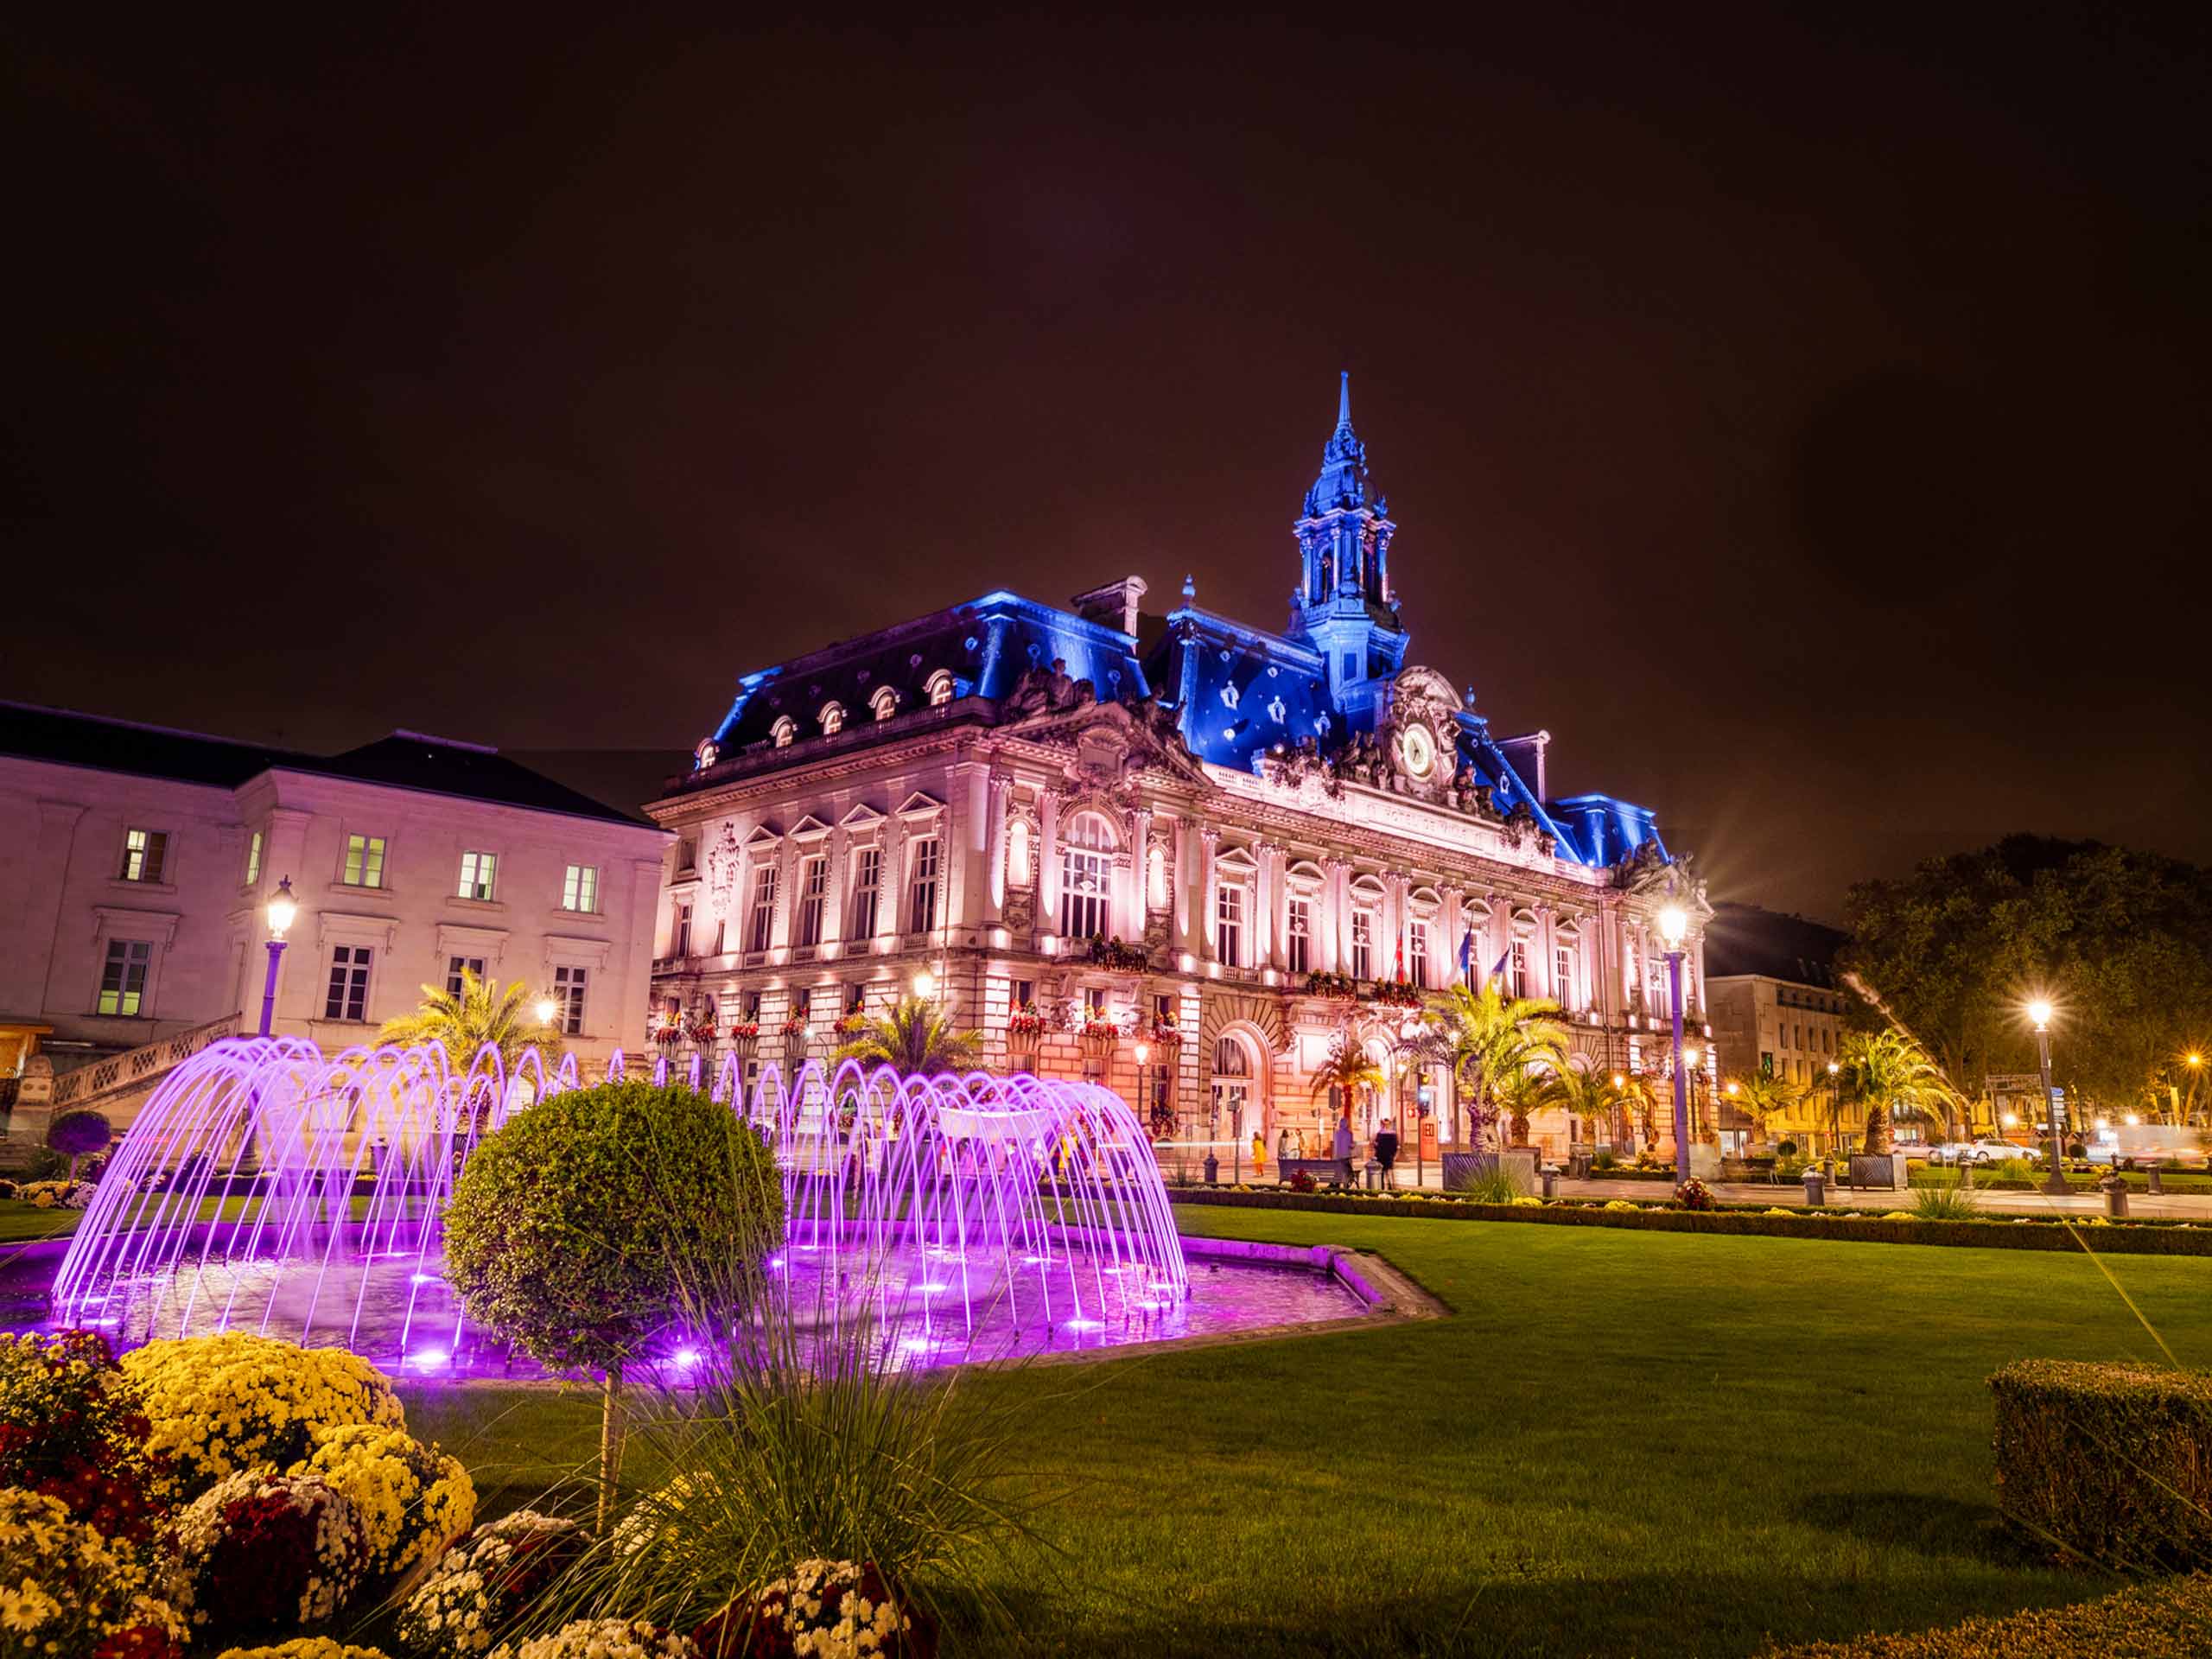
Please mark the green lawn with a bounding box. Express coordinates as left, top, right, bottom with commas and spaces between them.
401, 1207, 2210, 1656
0, 1200, 79, 1242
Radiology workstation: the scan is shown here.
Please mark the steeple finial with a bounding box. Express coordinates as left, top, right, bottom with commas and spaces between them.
1337, 370, 1351, 433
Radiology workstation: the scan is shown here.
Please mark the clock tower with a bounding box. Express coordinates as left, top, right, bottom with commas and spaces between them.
1289, 373, 1409, 728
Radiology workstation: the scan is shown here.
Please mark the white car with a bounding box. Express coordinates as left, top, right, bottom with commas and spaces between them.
1931, 1140, 2044, 1166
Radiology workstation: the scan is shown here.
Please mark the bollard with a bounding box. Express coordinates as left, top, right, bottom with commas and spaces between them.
1203, 1153, 1218, 1187
2147, 1166, 2164, 1196
1541, 1165, 1560, 1198
1803, 1167, 1827, 1207
2101, 1173, 2128, 1218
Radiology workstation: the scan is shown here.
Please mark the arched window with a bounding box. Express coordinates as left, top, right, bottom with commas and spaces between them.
870, 685, 899, 721
818, 702, 846, 736
1007, 819, 1032, 887
1059, 811, 1113, 940
770, 715, 796, 748
925, 670, 955, 706
1213, 1036, 1250, 1077
1146, 844, 1166, 909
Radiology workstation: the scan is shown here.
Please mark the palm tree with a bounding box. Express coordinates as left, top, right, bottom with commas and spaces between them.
1308, 1033, 1386, 1126
1546, 1058, 1628, 1149
1836, 1027, 1959, 1155
830, 995, 982, 1075
1726, 1069, 1807, 1145
380, 969, 561, 1076
1414, 982, 1569, 1152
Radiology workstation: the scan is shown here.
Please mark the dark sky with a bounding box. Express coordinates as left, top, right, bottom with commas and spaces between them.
6, 8, 2207, 922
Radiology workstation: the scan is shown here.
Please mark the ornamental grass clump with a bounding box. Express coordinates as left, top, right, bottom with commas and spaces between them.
0, 1487, 187, 1659
1910, 1181, 1984, 1220
442, 1081, 785, 1531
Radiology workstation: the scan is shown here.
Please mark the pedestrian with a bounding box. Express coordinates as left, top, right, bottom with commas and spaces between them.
1332, 1110, 1353, 1185
1277, 1125, 1294, 1166
1251, 1128, 1267, 1177
1375, 1118, 1400, 1187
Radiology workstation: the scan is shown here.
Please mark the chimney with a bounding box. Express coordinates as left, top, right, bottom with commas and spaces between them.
1071, 575, 1148, 639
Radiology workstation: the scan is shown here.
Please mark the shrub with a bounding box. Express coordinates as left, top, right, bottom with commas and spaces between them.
1591, 1150, 1618, 1170
1462, 1165, 1524, 1205
485, 1621, 691, 1659
397, 1511, 587, 1657
19, 1179, 92, 1209
1912, 1182, 1983, 1220
0, 1329, 168, 1542
442, 1081, 785, 1526
170, 1470, 371, 1634
1990, 1360, 2212, 1568
0, 1487, 187, 1659
289, 1423, 475, 1580
1675, 1178, 1715, 1211
691, 1559, 928, 1658
1768, 1570, 2212, 1655
1287, 1169, 1317, 1193
218, 1644, 392, 1659
1996, 1157, 2035, 1184
45, 1108, 113, 1183
1777, 1139, 1799, 1157
121, 1333, 404, 1502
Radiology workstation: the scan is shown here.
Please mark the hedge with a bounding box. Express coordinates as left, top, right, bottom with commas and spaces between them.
1166, 1188, 2212, 1255
1991, 1361, 2212, 1569
1767, 1573, 2212, 1656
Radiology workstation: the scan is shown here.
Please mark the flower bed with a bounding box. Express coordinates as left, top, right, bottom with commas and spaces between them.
1991, 1360, 2212, 1568
0, 1330, 167, 1542
0, 1486, 186, 1659
169, 1469, 371, 1632
1767, 1571, 2212, 1655
291, 1423, 475, 1579
398, 1510, 586, 1657
1168, 1186, 2212, 1255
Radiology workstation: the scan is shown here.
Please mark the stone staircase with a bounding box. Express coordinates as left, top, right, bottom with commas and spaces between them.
3, 1014, 241, 1156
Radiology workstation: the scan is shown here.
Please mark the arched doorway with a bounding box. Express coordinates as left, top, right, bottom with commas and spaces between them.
1211, 1033, 1265, 1155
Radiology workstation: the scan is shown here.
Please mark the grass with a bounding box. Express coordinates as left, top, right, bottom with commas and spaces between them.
397, 1205, 2212, 1656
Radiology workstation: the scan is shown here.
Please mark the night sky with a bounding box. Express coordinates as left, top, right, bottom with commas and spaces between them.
6, 10, 2206, 921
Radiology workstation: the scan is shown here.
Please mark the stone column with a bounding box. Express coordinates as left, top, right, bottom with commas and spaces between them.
823, 824, 849, 953
986, 775, 1011, 920
1198, 827, 1221, 962
1251, 840, 1274, 969
877, 819, 905, 945
1124, 806, 1153, 940
1038, 791, 1063, 941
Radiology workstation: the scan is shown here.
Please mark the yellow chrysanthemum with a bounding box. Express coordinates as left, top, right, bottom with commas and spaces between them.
292, 1424, 476, 1578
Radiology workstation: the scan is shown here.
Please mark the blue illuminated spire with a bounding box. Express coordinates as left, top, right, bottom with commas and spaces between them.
1302, 371, 1369, 517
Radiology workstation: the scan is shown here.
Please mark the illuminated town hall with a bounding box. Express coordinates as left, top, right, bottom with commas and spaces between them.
645, 378, 1711, 1160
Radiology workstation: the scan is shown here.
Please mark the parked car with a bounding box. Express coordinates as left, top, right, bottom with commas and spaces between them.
1930, 1139, 2044, 1166
2086, 1126, 2210, 1169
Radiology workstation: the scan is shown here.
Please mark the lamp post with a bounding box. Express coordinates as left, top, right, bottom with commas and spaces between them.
257, 876, 297, 1038
912, 969, 936, 1001
2029, 999, 2069, 1197
1826, 1060, 1840, 1158
1658, 904, 1690, 1184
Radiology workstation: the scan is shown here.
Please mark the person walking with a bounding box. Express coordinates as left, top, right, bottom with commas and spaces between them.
1332, 1110, 1354, 1186
1251, 1128, 1267, 1178
1375, 1118, 1401, 1188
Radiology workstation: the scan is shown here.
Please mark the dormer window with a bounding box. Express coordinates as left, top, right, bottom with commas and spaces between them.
870, 686, 899, 721
819, 701, 846, 736
770, 715, 797, 748
925, 670, 955, 707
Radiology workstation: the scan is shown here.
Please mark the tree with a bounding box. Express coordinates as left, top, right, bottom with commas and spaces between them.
1837, 1028, 1959, 1155
442, 1080, 784, 1532
1726, 1069, 1807, 1144
830, 995, 982, 1074
45, 1109, 112, 1184
1414, 982, 1569, 1153
379, 968, 562, 1077
1545, 1059, 1628, 1148
1308, 1034, 1386, 1128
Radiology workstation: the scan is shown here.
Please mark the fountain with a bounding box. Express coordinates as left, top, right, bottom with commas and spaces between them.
30, 1038, 1351, 1372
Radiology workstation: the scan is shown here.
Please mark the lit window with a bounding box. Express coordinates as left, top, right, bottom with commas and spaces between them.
342, 835, 386, 889
1059, 813, 1112, 940
245, 830, 263, 887
1007, 819, 1032, 886
672, 901, 692, 957
446, 955, 486, 996
457, 851, 498, 901
849, 845, 881, 938
796, 854, 828, 948
1554, 944, 1576, 1007
1510, 939, 1530, 1000
1147, 844, 1166, 908
325, 945, 372, 1021
1216, 884, 1245, 967
1351, 912, 1373, 981
907, 836, 941, 933
1287, 899, 1312, 975
748, 863, 780, 954
925, 671, 955, 707
562, 864, 599, 912
98, 939, 150, 1015
554, 965, 588, 1035
119, 828, 167, 883
771, 716, 797, 748
1410, 921, 1430, 989
871, 686, 899, 721
818, 702, 845, 736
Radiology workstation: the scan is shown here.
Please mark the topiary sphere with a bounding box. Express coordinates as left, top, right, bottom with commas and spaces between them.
47, 1108, 114, 1158
442, 1081, 782, 1374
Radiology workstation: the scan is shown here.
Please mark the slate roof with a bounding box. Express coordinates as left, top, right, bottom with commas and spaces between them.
1702, 902, 1847, 987
0, 702, 649, 827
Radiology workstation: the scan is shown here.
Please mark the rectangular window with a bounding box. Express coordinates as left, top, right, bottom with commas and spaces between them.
119, 828, 167, 883
245, 830, 263, 887
554, 964, 587, 1036
1060, 843, 1109, 940
795, 855, 828, 948
325, 944, 372, 1021
748, 863, 780, 954
1085, 987, 1106, 1015
1014, 978, 1033, 1008
445, 955, 486, 996
1287, 899, 1312, 975
342, 835, 386, 889
1410, 921, 1430, 989
1554, 944, 1575, 1007
906, 836, 940, 935
714, 919, 726, 955
457, 850, 498, 901
1216, 883, 1244, 967
673, 901, 692, 957
849, 845, 881, 938
1510, 939, 1530, 1000
562, 864, 599, 912
97, 939, 151, 1015
1351, 912, 1372, 982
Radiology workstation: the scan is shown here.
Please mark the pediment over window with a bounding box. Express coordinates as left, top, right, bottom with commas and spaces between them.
789, 815, 833, 841
838, 802, 885, 829
895, 791, 945, 818
743, 824, 783, 848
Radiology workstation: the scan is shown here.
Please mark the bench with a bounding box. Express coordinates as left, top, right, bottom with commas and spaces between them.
1276, 1156, 1355, 1188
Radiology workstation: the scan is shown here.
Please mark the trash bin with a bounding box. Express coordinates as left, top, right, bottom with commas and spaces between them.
1363, 1158, 1381, 1192
1803, 1168, 1827, 1207
2101, 1173, 2129, 1218
1568, 1150, 1592, 1180
2147, 1166, 2164, 1196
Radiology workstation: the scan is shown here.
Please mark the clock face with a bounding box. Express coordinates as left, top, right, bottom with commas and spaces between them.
1400, 721, 1437, 779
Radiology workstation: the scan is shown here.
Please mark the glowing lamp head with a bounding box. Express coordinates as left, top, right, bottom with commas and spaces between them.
912, 969, 936, 1001
1827, 1060, 1839, 1075
2126, 1114, 2140, 1127
2190, 1053, 2204, 1068
2027, 998, 2053, 1032
264, 875, 297, 939
1611, 1074, 1624, 1089
1682, 1046, 1700, 1069
1134, 1040, 1150, 1065
1726, 1081, 1739, 1096
1656, 905, 1688, 949
536, 997, 557, 1027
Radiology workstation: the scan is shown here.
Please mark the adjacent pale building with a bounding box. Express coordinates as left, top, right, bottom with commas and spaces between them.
0, 703, 668, 1145
645, 379, 1712, 1162
1704, 901, 1852, 1149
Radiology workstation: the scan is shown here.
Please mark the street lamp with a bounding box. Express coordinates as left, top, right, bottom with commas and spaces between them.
912, 969, 936, 1001
257, 876, 296, 1038
2027, 998, 2069, 1196
1657, 903, 1690, 1184
535, 995, 558, 1028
